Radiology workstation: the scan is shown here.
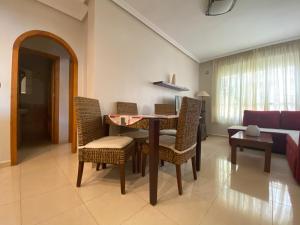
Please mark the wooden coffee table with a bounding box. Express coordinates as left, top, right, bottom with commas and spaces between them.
230, 131, 273, 172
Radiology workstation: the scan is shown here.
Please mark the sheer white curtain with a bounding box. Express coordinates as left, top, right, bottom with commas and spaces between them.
212, 40, 300, 125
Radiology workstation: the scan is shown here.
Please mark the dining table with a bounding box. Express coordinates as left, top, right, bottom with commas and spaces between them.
104, 114, 202, 205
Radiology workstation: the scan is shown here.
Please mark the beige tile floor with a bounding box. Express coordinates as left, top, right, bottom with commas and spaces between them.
0, 136, 299, 225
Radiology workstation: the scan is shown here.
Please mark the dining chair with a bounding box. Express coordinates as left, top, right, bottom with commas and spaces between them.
117, 102, 138, 115
74, 97, 135, 194
154, 103, 176, 115
142, 97, 201, 195
117, 101, 148, 173
155, 103, 177, 136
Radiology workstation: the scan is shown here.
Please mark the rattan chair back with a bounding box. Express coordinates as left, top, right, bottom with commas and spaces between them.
74, 97, 104, 147
154, 104, 176, 115
117, 102, 138, 115
175, 97, 201, 151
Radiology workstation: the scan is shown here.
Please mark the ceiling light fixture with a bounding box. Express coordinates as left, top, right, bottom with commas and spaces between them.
206, 0, 237, 16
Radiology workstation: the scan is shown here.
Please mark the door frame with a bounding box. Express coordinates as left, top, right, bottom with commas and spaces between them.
11, 30, 78, 165
51, 56, 60, 144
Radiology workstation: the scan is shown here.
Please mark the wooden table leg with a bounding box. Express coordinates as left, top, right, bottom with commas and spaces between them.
231, 144, 237, 164
264, 147, 271, 173
136, 142, 141, 173
103, 120, 110, 136
149, 119, 160, 206
102, 118, 110, 169
196, 122, 202, 171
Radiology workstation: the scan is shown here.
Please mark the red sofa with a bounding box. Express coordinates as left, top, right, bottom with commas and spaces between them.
228, 110, 300, 183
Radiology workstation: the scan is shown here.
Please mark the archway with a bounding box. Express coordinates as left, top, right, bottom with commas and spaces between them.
11, 30, 78, 165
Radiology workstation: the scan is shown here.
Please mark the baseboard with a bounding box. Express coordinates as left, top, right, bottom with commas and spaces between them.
0, 160, 11, 168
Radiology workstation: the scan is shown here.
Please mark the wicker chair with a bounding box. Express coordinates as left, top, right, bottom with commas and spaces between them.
155, 103, 177, 136
154, 103, 176, 115
74, 97, 135, 194
117, 102, 148, 172
142, 97, 201, 195
117, 102, 138, 115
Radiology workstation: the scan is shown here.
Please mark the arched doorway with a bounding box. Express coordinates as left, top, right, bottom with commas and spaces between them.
11, 30, 78, 165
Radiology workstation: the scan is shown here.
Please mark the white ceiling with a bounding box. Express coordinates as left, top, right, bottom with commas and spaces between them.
36, 0, 88, 21
116, 0, 300, 62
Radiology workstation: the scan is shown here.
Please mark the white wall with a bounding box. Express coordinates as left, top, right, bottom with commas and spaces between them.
0, 0, 86, 163
22, 37, 70, 143
58, 58, 70, 142
85, 0, 95, 98
0, 0, 200, 164
86, 0, 200, 115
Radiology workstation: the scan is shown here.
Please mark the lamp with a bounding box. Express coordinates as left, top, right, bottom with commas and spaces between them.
206, 0, 238, 16
196, 90, 210, 101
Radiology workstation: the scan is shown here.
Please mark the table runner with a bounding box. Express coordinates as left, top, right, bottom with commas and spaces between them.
108, 114, 178, 126
108, 114, 144, 126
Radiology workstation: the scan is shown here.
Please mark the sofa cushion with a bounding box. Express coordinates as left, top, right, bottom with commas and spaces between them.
229, 125, 299, 144
243, 110, 281, 129
228, 126, 300, 154
280, 111, 300, 131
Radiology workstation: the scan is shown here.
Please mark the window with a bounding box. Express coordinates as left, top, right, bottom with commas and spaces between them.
212, 40, 300, 124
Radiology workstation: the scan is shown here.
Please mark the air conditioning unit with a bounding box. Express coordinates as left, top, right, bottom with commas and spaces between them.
206, 0, 237, 16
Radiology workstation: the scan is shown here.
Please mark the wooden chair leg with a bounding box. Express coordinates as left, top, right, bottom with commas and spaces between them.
141, 152, 147, 177
176, 164, 183, 195
137, 149, 141, 173
119, 164, 126, 194
160, 160, 164, 167
191, 157, 197, 180
137, 143, 142, 173
96, 163, 100, 171
76, 161, 84, 187
132, 151, 136, 174
102, 163, 107, 169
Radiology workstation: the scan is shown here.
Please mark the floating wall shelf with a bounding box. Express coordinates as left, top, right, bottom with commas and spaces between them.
153, 81, 189, 91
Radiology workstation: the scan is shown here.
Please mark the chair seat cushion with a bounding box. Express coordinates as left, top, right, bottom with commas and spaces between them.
146, 134, 176, 149
159, 129, 177, 136
121, 130, 148, 139
143, 135, 196, 164
146, 135, 196, 154
84, 136, 133, 149
159, 135, 176, 149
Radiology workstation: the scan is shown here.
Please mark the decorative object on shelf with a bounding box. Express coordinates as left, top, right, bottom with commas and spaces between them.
153, 81, 189, 91
245, 125, 261, 137
196, 90, 210, 140
171, 73, 176, 84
